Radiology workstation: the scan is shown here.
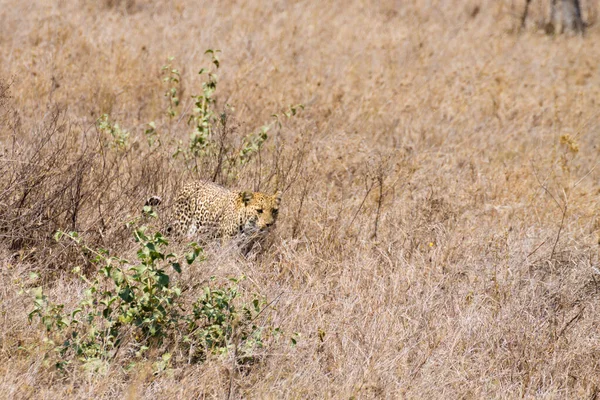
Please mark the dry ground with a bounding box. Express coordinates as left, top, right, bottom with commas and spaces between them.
2, 0, 600, 398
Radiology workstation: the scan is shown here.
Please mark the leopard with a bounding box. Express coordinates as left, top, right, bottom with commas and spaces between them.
146, 180, 281, 250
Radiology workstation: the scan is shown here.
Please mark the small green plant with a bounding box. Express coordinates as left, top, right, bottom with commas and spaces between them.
29, 228, 190, 369
29, 226, 272, 372
176, 49, 304, 179
97, 114, 129, 151
185, 276, 266, 362
238, 125, 270, 167
161, 56, 181, 119
188, 49, 220, 158
144, 121, 159, 147
238, 104, 305, 167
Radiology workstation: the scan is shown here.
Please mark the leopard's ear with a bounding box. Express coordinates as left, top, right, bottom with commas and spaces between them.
239, 191, 254, 205
274, 191, 282, 206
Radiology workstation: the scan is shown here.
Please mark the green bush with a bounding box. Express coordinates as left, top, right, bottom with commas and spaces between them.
170, 49, 303, 182
29, 227, 271, 372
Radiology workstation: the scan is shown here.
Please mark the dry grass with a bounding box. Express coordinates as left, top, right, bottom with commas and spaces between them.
2, 0, 600, 398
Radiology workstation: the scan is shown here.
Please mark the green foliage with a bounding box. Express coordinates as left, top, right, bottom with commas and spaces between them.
96, 114, 129, 151
144, 121, 159, 147
238, 104, 305, 167
31, 287, 67, 332
29, 227, 272, 372
188, 49, 220, 158
162, 56, 181, 119
185, 276, 266, 362
238, 125, 270, 167
176, 49, 303, 178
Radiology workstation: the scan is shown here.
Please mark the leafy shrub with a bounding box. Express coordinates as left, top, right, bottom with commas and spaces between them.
97, 114, 130, 151
29, 227, 271, 372
169, 50, 303, 183
161, 56, 181, 120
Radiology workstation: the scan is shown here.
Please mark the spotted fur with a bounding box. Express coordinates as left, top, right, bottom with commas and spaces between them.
150, 181, 281, 246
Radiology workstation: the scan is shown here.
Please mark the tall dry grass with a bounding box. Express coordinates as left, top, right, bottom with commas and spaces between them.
1, 0, 600, 398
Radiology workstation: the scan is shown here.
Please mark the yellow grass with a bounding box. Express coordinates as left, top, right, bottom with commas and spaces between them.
2, 0, 600, 398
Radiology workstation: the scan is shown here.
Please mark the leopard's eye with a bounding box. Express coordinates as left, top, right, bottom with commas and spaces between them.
272, 209, 279, 215
257, 209, 263, 214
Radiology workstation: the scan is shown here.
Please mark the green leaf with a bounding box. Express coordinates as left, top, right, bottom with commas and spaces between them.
119, 287, 134, 303
157, 272, 170, 287
32, 287, 44, 300
185, 252, 196, 265
253, 298, 260, 313
171, 262, 181, 273
110, 268, 124, 285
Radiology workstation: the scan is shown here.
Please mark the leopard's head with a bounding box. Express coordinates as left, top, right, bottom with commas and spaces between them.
237, 190, 282, 234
